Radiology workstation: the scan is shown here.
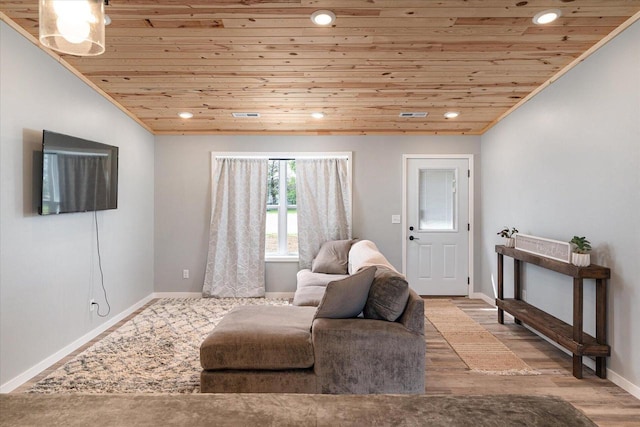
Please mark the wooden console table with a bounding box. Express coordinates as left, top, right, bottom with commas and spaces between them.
495, 245, 610, 379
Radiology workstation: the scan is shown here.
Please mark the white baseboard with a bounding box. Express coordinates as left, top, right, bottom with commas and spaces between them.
151, 292, 294, 299
152, 292, 202, 298
265, 292, 294, 299
471, 291, 640, 400
469, 292, 495, 306
607, 368, 640, 399
0, 293, 154, 393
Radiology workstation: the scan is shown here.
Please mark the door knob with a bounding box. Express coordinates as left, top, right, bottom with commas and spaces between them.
409, 236, 419, 241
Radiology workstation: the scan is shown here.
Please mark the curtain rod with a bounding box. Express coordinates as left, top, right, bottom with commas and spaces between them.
215, 156, 348, 161
269, 158, 348, 161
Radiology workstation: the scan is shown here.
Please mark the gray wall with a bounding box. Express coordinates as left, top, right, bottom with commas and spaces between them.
479, 22, 639, 387
0, 22, 155, 386
154, 135, 481, 293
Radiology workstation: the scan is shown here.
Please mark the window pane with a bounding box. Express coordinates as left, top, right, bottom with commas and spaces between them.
265, 159, 298, 256
265, 207, 279, 254
418, 169, 456, 231
286, 160, 296, 205
287, 206, 298, 254
286, 160, 298, 254
266, 160, 280, 255
267, 160, 279, 206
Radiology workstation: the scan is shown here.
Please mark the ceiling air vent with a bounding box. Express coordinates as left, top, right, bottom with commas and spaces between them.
399, 112, 428, 118
232, 112, 261, 118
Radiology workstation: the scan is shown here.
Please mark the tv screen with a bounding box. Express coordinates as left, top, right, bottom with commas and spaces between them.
39, 130, 119, 215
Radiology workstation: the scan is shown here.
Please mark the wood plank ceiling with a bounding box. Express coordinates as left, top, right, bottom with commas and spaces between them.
1, 1, 639, 135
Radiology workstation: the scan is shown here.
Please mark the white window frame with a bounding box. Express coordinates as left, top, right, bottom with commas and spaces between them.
213, 152, 352, 263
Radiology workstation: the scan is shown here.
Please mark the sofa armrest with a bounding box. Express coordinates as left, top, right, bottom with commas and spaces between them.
312, 318, 425, 394
397, 289, 424, 335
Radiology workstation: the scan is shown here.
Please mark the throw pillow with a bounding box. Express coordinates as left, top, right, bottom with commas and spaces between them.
311, 239, 354, 275
363, 271, 410, 322
314, 266, 377, 320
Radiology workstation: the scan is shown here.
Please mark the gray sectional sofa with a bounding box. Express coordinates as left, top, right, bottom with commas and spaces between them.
200, 240, 425, 394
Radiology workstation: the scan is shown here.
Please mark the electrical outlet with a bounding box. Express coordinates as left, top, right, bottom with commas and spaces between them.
89, 299, 97, 312
183, 269, 190, 279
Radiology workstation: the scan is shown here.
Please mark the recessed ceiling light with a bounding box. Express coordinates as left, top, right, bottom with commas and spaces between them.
444, 111, 460, 119
311, 112, 325, 119
533, 9, 562, 25
178, 112, 193, 119
311, 10, 336, 26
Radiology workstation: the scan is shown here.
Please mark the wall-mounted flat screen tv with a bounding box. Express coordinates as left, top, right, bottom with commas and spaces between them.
39, 130, 119, 215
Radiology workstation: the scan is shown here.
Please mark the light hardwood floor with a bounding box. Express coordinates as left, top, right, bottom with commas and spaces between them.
428, 298, 640, 427
13, 297, 640, 426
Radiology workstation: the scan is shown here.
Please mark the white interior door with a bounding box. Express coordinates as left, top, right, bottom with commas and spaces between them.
405, 157, 470, 296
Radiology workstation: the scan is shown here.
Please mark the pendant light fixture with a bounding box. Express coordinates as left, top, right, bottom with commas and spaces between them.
39, 0, 106, 56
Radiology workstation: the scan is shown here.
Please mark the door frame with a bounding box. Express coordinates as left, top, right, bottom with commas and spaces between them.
402, 154, 475, 296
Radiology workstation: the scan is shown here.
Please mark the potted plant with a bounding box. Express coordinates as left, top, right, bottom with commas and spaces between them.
570, 236, 592, 267
498, 227, 519, 247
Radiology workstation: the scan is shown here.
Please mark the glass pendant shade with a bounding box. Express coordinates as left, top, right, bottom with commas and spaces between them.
39, 0, 105, 56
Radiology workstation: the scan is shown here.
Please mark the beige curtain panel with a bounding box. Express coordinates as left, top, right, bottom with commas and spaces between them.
296, 158, 352, 270
203, 157, 268, 297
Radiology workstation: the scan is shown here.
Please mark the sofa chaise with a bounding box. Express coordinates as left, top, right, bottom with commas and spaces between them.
200, 240, 425, 394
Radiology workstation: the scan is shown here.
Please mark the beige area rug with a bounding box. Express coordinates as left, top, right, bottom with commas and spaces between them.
28, 298, 290, 394
425, 299, 539, 375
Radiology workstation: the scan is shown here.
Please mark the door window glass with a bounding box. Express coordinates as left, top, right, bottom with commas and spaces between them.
418, 169, 456, 231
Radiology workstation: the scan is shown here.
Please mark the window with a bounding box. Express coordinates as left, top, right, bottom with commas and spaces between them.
418, 168, 457, 231
266, 159, 298, 256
